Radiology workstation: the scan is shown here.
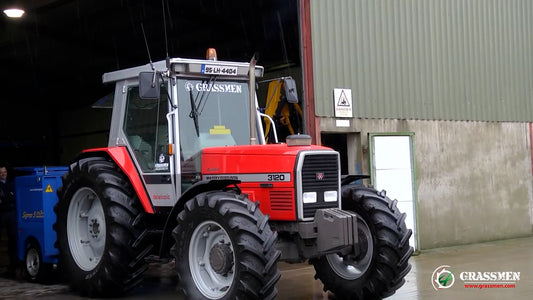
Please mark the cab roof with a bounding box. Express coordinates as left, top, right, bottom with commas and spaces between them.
102, 57, 264, 84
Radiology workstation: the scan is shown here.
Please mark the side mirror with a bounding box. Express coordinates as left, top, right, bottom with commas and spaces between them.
139, 72, 160, 100
283, 77, 299, 103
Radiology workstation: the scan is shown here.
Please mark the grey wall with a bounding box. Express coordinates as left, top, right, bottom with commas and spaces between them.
310, 0, 533, 121
320, 118, 533, 249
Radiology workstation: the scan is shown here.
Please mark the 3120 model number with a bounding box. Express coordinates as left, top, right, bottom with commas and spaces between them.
267, 174, 287, 181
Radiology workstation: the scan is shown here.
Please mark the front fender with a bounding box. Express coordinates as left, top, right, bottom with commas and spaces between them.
158, 179, 241, 258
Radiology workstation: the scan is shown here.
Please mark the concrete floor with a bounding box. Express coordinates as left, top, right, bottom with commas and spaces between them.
392, 236, 533, 300
278, 236, 533, 299
1, 236, 532, 299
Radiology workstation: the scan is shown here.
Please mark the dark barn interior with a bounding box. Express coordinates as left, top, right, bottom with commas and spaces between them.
0, 0, 301, 167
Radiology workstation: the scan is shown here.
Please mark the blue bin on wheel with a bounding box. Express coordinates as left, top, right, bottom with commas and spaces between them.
14, 166, 68, 282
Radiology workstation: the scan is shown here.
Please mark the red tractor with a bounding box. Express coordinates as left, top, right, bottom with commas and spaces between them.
54, 49, 413, 299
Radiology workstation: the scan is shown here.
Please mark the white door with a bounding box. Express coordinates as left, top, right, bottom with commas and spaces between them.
370, 134, 417, 250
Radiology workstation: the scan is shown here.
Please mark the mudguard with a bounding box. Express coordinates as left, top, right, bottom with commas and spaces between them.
80, 147, 154, 214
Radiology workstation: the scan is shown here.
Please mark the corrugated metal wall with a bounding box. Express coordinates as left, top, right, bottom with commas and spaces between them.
310, 0, 533, 121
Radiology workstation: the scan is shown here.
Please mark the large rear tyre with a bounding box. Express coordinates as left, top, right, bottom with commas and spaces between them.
310, 185, 413, 299
171, 191, 281, 300
54, 157, 152, 297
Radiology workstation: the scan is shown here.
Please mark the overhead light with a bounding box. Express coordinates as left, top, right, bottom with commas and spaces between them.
3, 8, 25, 18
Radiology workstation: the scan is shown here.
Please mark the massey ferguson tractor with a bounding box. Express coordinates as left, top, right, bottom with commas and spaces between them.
53, 49, 413, 299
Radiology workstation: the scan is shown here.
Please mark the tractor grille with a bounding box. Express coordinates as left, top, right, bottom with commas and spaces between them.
299, 152, 340, 219
269, 190, 293, 211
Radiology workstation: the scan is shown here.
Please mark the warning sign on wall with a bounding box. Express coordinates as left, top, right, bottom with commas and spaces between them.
333, 88, 353, 118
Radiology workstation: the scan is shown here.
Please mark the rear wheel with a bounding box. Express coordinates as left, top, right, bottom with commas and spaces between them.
310, 185, 413, 299
54, 156, 152, 297
172, 191, 281, 300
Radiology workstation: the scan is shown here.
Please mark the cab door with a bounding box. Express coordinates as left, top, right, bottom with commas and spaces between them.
121, 81, 177, 210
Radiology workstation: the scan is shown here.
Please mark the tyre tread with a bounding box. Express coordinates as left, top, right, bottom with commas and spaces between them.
172, 191, 280, 299
54, 157, 151, 297
312, 185, 414, 299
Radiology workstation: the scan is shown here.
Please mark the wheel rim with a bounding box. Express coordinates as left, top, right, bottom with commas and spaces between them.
326, 215, 373, 280
67, 187, 106, 271
189, 220, 235, 299
26, 247, 40, 277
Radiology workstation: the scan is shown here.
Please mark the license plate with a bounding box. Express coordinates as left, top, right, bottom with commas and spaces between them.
201, 64, 238, 76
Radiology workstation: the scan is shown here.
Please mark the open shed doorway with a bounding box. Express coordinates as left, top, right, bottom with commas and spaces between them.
321, 133, 348, 175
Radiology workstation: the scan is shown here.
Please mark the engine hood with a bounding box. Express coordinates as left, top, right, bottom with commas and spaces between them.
200, 143, 333, 175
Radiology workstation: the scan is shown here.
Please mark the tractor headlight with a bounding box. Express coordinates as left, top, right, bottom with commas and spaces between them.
303, 192, 317, 203
324, 191, 338, 202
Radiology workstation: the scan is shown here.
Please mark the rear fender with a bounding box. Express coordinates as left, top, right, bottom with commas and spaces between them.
341, 174, 370, 186
80, 147, 154, 214
158, 179, 241, 258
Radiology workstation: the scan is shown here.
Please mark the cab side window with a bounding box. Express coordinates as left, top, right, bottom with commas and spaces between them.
124, 86, 169, 172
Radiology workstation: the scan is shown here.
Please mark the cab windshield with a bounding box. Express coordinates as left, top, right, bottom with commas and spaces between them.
177, 77, 250, 160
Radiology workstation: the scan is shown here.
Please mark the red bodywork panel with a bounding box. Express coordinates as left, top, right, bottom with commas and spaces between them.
83, 144, 331, 219
83, 147, 154, 214
201, 143, 331, 221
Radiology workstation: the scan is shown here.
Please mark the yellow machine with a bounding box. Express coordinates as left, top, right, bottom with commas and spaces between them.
262, 77, 303, 143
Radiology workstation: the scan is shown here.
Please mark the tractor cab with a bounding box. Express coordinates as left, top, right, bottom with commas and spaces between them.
102, 49, 267, 208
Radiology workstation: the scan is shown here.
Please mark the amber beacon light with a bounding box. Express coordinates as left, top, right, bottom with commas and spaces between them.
206, 48, 218, 61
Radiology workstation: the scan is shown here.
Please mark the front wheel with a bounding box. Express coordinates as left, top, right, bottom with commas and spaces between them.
311, 185, 414, 299
171, 191, 281, 300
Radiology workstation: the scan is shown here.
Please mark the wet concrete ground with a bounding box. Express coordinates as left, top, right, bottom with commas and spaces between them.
0, 236, 532, 299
